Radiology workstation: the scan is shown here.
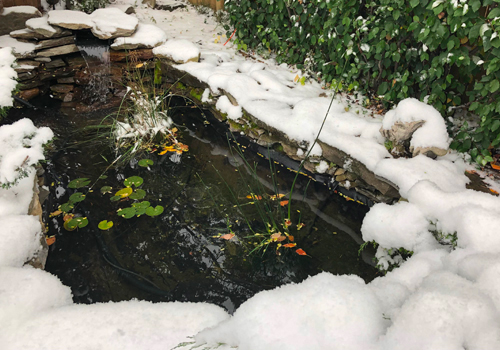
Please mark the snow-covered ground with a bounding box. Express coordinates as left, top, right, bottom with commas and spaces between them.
1, 1, 500, 349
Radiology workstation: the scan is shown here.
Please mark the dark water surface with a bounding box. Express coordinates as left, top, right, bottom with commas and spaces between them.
9, 96, 378, 313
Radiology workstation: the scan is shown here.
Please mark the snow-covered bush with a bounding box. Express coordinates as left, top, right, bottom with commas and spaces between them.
0, 47, 18, 118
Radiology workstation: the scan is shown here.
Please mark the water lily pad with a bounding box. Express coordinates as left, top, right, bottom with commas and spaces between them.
60, 202, 74, 213
138, 159, 154, 167
110, 195, 121, 202
146, 205, 164, 217
115, 187, 133, 198
100, 186, 113, 194
135, 207, 147, 216
69, 192, 86, 203
123, 176, 143, 187
129, 189, 146, 200
64, 217, 88, 231
132, 201, 150, 209
117, 207, 136, 219
98, 220, 113, 230
99, 175, 108, 180
68, 178, 91, 189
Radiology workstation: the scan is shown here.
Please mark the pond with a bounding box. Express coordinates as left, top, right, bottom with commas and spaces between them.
9, 95, 378, 314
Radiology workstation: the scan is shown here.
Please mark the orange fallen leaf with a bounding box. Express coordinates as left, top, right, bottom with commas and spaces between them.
46, 236, 56, 246
490, 188, 499, 195
50, 210, 62, 217
284, 219, 292, 228
279, 200, 289, 207
246, 194, 262, 200
288, 235, 294, 242
270, 232, 282, 241
296, 248, 307, 256
270, 193, 286, 200
220, 233, 235, 240
491, 161, 500, 171
63, 213, 74, 222
283, 243, 297, 248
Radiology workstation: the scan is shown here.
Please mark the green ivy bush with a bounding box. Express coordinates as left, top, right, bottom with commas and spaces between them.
224, 0, 500, 165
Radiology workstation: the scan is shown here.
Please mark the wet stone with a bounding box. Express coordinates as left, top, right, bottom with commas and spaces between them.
36, 44, 80, 57
50, 84, 74, 93
334, 168, 346, 176
57, 77, 75, 84
35, 35, 75, 50
17, 71, 38, 81
336, 174, 347, 182
45, 58, 67, 69
17, 87, 40, 101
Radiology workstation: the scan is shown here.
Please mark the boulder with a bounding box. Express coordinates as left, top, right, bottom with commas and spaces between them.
10, 28, 46, 40
111, 24, 167, 50
26, 16, 67, 38
411, 146, 448, 158
153, 39, 200, 64
36, 43, 79, 57
90, 8, 138, 40
18, 87, 40, 100
0, 6, 41, 36
47, 10, 93, 30
380, 120, 425, 145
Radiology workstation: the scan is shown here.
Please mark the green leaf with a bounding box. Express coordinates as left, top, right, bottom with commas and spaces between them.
69, 192, 86, 203
124, 176, 144, 188
132, 201, 151, 209
410, 0, 419, 8
146, 205, 164, 217
129, 189, 147, 200
138, 159, 154, 167
64, 217, 88, 231
99, 175, 108, 180
98, 220, 113, 230
377, 82, 389, 95
491, 120, 500, 132
100, 186, 113, 194
117, 207, 136, 219
68, 178, 90, 189
488, 7, 500, 19
110, 195, 121, 202
490, 79, 500, 93
60, 202, 74, 213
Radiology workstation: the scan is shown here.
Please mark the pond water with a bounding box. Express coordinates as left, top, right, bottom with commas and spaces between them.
9, 96, 378, 313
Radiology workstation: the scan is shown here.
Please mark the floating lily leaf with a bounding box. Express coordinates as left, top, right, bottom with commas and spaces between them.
60, 202, 74, 213
138, 159, 154, 167
135, 207, 147, 216
99, 175, 108, 180
146, 205, 164, 217
69, 192, 86, 203
123, 176, 143, 187
132, 201, 150, 209
295, 248, 307, 256
98, 220, 113, 230
63, 213, 74, 222
68, 178, 90, 189
129, 189, 146, 200
100, 186, 113, 194
115, 187, 133, 198
63, 217, 88, 231
117, 207, 136, 219
110, 195, 121, 202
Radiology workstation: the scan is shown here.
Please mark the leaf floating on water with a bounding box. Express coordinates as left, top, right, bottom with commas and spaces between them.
63, 217, 87, 231
100, 186, 112, 194
270, 232, 282, 240
297, 223, 305, 230
50, 210, 62, 217
288, 235, 294, 242
45, 236, 56, 246
146, 205, 164, 217
68, 178, 91, 189
69, 192, 86, 203
246, 194, 262, 200
295, 248, 307, 256
110, 195, 121, 202
98, 220, 113, 230
123, 176, 144, 188
138, 159, 154, 167
283, 243, 297, 248
220, 233, 235, 240
99, 175, 108, 180
63, 213, 74, 222
129, 188, 146, 200
117, 207, 136, 219
115, 187, 133, 198
279, 200, 289, 207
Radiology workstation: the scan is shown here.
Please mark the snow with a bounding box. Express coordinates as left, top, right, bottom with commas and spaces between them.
0, 48, 17, 108
315, 160, 329, 173
382, 98, 451, 150
112, 23, 167, 49
26, 15, 58, 35
0, 2, 500, 350
1, 5, 41, 15
0, 35, 37, 55
48, 10, 94, 29
153, 39, 200, 62
91, 8, 139, 39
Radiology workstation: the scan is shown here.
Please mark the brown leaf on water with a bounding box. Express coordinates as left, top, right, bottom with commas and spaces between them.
46, 236, 56, 246
63, 214, 74, 222
220, 233, 235, 240
283, 243, 297, 248
50, 210, 62, 217
296, 248, 307, 256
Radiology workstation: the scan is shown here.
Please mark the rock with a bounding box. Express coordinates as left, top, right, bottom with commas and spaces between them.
17, 70, 38, 81
35, 35, 74, 50
90, 8, 138, 40
153, 39, 200, 64
50, 84, 73, 93
26, 16, 67, 38
17, 87, 40, 100
108, 48, 154, 62
57, 76, 74, 84
0, 6, 42, 36
108, 4, 136, 14
334, 168, 345, 176
18, 79, 44, 90
47, 10, 93, 30
36, 43, 79, 57
14, 60, 40, 72
380, 120, 425, 145
110, 23, 167, 50
10, 28, 46, 40
411, 146, 448, 158
39, 65, 75, 80
155, 2, 186, 11
336, 174, 347, 182
44, 58, 66, 69
34, 57, 51, 62
345, 172, 358, 181
142, 0, 155, 8
256, 133, 279, 147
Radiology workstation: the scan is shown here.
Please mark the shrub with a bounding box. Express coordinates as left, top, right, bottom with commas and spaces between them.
224, 0, 500, 165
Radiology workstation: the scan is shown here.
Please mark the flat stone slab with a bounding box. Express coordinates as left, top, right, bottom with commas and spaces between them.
36, 44, 79, 57
35, 35, 75, 50
90, 8, 138, 40
153, 39, 200, 64
111, 24, 167, 50
26, 16, 67, 38
10, 28, 46, 40
0, 6, 41, 36
48, 10, 93, 30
